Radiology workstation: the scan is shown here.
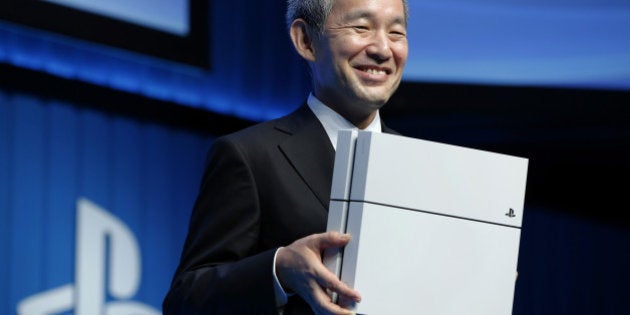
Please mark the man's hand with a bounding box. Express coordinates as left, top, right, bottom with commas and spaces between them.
276, 231, 361, 315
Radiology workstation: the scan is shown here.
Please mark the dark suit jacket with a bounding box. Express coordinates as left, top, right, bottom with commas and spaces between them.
163, 104, 396, 314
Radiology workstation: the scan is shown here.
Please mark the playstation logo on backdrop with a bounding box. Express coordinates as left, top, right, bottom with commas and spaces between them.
506, 208, 516, 218
17, 198, 159, 315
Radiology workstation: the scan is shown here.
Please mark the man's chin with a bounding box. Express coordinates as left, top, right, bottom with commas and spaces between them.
356, 88, 395, 108
357, 95, 390, 110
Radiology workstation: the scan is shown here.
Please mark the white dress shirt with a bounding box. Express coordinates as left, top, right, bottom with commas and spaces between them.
306, 93, 383, 150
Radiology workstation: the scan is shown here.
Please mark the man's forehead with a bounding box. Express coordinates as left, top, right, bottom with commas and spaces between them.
330, 0, 407, 24
339, 9, 406, 24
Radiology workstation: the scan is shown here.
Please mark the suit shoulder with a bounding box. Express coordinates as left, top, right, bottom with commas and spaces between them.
220, 117, 282, 145
219, 105, 308, 145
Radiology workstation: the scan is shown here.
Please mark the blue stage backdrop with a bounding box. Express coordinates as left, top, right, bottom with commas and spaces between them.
0, 90, 211, 314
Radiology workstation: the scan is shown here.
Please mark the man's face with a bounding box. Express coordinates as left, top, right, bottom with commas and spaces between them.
311, 0, 408, 121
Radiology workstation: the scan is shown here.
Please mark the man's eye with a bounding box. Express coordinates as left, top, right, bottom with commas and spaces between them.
390, 30, 407, 37
353, 26, 369, 31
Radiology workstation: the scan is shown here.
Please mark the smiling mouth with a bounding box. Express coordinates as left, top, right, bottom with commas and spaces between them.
356, 66, 391, 76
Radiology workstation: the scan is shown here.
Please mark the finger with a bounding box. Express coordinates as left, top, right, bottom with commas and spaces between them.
310, 283, 356, 315
313, 231, 351, 250
315, 265, 361, 302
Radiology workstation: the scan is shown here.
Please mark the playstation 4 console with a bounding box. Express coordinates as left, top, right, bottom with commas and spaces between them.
324, 130, 528, 314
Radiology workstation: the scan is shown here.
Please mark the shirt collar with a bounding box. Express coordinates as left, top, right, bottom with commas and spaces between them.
307, 93, 382, 150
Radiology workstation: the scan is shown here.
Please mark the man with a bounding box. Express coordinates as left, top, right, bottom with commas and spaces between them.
163, 0, 408, 314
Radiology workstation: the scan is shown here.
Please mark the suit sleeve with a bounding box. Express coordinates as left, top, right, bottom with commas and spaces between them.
163, 136, 278, 315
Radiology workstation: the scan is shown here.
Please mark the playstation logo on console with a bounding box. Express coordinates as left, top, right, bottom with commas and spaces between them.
505, 208, 516, 218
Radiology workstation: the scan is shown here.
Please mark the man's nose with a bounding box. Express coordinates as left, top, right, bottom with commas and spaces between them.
366, 31, 393, 62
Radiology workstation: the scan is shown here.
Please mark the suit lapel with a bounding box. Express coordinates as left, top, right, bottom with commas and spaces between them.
382, 121, 400, 135
276, 105, 335, 210
274, 105, 399, 210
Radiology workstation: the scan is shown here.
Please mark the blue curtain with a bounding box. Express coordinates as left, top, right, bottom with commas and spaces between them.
0, 90, 211, 313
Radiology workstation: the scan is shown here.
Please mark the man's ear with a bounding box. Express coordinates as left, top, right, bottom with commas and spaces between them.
289, 19, 317, 62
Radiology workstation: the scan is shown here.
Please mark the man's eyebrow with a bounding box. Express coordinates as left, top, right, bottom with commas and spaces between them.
342, 10, 406, 26
342, 10, 373, 21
